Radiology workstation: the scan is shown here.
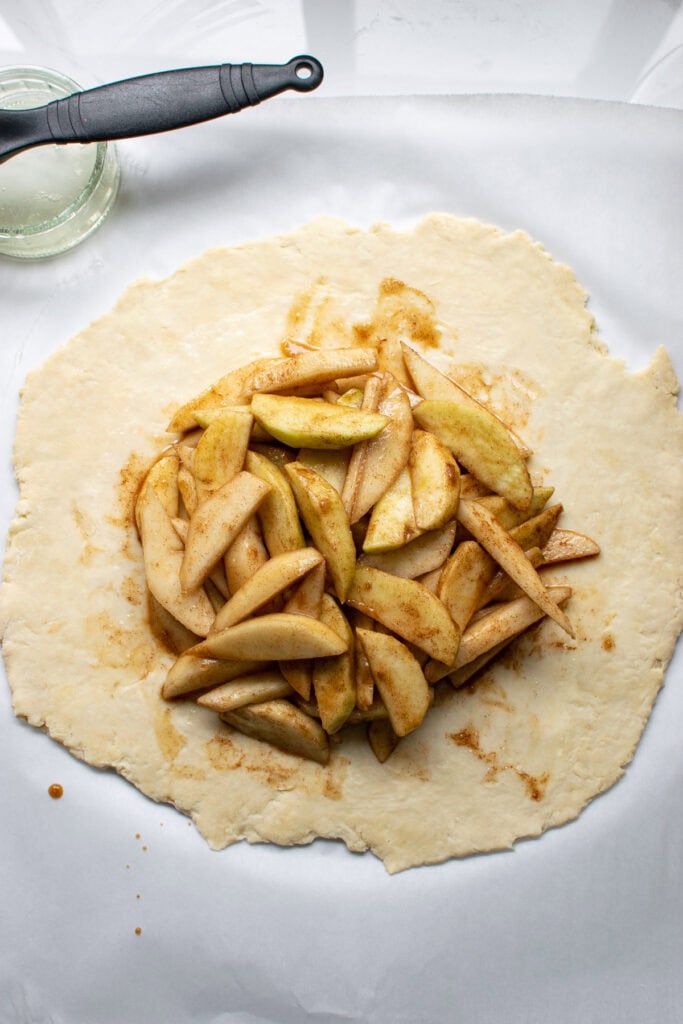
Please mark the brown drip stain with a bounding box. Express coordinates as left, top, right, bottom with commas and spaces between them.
154, 707, 186, 764
602, 633, 615, 651
450, 726, 549, 802
206, 733, 299, 789
354, 278, 441, 350
85, 609, 158, 674
135, 927, 142, 936
48, 783, 63, 799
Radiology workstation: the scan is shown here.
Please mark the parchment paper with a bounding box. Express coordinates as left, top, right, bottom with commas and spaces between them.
0, 93, 681, 1024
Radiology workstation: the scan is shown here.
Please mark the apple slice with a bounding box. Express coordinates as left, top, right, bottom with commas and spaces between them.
167, 356, 276, 433
457, 499, 574, 636
251, 394, 388, 449
541, 529, 601, 563
180, 472, 270, 593
223, 516, 268, 594
197, 670, 294, 712
212, 547, 324, 632
376, 336, 412, 387
348, 609, 375, 710
367, 719, 400, 763
509, 503, 563, 551
162, 654, 268, 699
221, 699, 330, 765
437, 540, 497, 632
312, 595, 356, 734
148, 595, 200, 656
135, 453, 179, 530
340, 374, 382, 516
346, 565, 460, 664
348, 381, 414, 523
359, 521, 456, 579
177, 463, 198, 516
409, 429, 460, 531
137, 485, 215, 636
476, 486, 554, 530
296, 447, 350, 495
414, 399, 533, 511
356, 629, 431, 737
192, 408, 252, 491
401, 343, 531, 456
363, 466, 419, 553
284, 462, 357, 602
245, 347, 378, 396
277, 561, 326, 701
194, 613, 348, 661
170, 518, 231, 599
244, 450, 305, 555
456, 585, 572, 672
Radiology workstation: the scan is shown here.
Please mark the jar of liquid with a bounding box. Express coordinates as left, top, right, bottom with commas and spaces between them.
0, 66, 120, 259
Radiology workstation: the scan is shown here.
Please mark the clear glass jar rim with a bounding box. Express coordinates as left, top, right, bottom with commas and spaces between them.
0, 64, 111, 238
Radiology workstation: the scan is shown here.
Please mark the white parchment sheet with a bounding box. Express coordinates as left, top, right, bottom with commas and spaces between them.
1, 94, 681, 1024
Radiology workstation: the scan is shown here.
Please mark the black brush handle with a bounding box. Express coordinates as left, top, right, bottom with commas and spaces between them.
0, 56, 323, 162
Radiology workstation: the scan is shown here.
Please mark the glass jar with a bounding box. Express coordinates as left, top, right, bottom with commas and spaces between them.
0, 66, 120, 259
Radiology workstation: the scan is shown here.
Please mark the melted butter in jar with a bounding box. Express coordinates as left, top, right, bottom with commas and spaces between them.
0, 66, 120, 259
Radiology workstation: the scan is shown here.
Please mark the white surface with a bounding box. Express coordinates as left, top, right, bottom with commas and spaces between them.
0, 90, 681, 1024
1, 1, 683, 106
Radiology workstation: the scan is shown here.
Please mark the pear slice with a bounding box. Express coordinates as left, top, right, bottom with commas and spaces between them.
409, 429, 460, 531
284, 462, 357, 602
162, 654, 268, 699
180, 472, 271, 593
192, 408, 252, 492
312, 595, 356, 734
224, 516, 268, 594
194, 613, 348, 661
360, 522, 456, 579
244, 450, 305, 555
197, 670, 294, 712
221, 700, 329, 764
348, 381, 414, 523
251, 393, 388, 449
426, 585, 573, 683
363, 466, 419, 553
346, 565, 460, 665
457, 499, 574, 636
414, 399, 533, 511
401, 343, 531, 456
356, 628, 431, 737
137, 485, 215, 636
296, 447, 350, 495
212, 547, 324, 632
367, 719, 400, 763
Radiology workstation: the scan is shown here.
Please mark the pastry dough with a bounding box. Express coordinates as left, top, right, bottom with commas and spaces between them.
2, 215, 682, 872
